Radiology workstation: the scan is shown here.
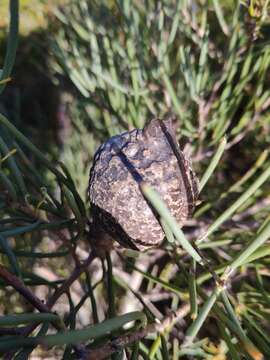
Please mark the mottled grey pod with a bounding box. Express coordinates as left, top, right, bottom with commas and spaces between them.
88, 118, 198, 251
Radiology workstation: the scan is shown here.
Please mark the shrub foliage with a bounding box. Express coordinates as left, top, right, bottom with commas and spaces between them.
0, 0, 270, 359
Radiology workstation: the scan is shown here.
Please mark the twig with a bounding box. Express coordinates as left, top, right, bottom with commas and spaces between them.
47, 251, 95, 309
4, 252, 96, 360
84, 304, 190, 360
0, 264, 51, 313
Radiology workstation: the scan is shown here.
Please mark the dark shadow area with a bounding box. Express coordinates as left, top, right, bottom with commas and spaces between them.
0, 30, 70, 153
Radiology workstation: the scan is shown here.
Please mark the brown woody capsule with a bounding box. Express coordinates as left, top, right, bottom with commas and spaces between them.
88, 118, 198, 251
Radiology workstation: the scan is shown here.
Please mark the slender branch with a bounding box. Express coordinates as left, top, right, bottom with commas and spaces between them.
4, 252, 96, 360
46, 252, 95, 309
84, 305, 190, 360
0, 264, 51, 313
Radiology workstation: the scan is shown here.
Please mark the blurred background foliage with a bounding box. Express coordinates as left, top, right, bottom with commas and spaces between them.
0, 0, 62, 35
50, 0, 270, 196
0, 0, 270, 359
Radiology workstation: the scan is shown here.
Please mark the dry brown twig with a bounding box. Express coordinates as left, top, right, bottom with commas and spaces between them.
84, 304, 190, 360
3, 251, 96, 360
0, 264, 52, 314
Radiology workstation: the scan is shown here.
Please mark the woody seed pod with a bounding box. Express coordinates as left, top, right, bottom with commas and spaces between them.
88, 118, 198, 251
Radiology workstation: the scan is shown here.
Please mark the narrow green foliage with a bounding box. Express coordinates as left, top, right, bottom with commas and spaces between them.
0, 234, 21, 277
141, 182, 202, 264
199, 136, 227, 193
1, 0, 270, 358
0, 0, 19, 94
0, 313, 59, 326
0, 311, 147, 351
228, 221, 270, 272
200, 160, 270, 242
184, 287, 222, 345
